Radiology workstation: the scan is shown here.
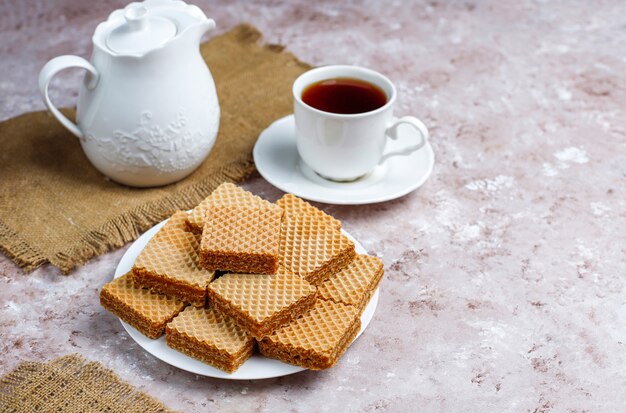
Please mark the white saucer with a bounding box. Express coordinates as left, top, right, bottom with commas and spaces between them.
253, 115, 434, 205
113, 215, 378, 380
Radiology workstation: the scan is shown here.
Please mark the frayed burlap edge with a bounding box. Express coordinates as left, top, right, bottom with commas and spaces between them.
0, 354, 178, 412
60, 160, 254, 274
0, 221, 47, 272
0, 160, 255, 274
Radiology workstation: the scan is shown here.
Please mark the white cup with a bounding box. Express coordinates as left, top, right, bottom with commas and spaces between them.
293, 65, 429, 181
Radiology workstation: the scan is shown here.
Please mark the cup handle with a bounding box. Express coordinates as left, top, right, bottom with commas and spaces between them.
38, 55, 99, 139
379, 116, 429, 164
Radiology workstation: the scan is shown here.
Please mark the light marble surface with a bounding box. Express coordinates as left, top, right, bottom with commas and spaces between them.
1, 1, 625, 412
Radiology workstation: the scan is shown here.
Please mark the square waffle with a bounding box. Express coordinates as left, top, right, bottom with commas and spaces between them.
166, 306, 254, 373
100, 272, 186, 339
280, 214, 356, 285
206, 272, 317, 339
153, 210, 191, 240
276, 193, 341, 230
185, 183, 280, 234
133, 211, 215, 307
258, 299, 360, 370
199, 205, 283, 274
318, 254, 384, 315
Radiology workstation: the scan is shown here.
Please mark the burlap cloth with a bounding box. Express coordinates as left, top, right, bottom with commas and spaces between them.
0, 24, 310, 274
0, 354, 177, 412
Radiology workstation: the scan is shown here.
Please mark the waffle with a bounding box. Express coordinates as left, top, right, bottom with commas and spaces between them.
280, 214, 356, 285
100, 272, 186, 339
318, 254, 384, 315
276, 193, 341, 230
199, 205, 283, 274
153, 210, 191, 240
166, 306, 254, 373
133, 212, 215, 307
186, 183, 280, 233
206, 272, 317, 339
258, 299, 360, 370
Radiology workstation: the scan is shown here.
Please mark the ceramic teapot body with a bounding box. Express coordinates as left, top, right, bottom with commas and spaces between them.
39, 0, 219, 187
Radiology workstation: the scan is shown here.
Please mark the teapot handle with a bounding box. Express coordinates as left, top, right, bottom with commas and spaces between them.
38, 55, 99, 139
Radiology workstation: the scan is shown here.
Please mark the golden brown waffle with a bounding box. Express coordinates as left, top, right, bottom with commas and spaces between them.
100, 272, 186, 339
199, 205, 283, 274
133, 212, 215, 307
258, 299, 360, 370
206, 272, 317, 339
280, 214, 356, 285
276, 193, 341, 230
166, 306, 254, 373
153, 211, 191, 240
185, 183, 280, 233
318, 254, 384, 315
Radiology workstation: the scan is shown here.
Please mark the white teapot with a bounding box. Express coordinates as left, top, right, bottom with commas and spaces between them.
39, 0, 219, 187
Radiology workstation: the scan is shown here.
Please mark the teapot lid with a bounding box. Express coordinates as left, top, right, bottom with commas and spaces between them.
105, 5, 177, 55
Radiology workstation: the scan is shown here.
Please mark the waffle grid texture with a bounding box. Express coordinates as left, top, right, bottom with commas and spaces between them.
186, 183, 280, 233
199, 205, 283, 274
258, 299, 360, 370
207, 272, 317, 339
132, 211, 215, 306
100, 273, 186, 339
166, 306, 254, 373
318, 254, 384, 315
279, 214, 356, 285
153, 211, 190, 241
276, 194, 341, 230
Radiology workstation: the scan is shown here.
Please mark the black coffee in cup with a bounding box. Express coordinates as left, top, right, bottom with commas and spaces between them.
301, 77, 387, 115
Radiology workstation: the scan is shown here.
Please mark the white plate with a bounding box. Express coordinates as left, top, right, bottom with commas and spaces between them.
253, 114, 434, 205
114, 215, 379, 380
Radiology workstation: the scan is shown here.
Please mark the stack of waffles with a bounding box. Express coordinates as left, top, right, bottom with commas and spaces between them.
100, 183, 384, 373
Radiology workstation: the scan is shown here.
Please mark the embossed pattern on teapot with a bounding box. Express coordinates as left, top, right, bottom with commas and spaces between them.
39, 0, 220, 187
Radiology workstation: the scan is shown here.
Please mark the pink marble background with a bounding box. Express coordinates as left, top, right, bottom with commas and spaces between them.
1, 1, 625, 412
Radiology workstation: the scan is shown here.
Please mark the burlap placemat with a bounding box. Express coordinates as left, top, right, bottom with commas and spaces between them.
0, 24, 310, 274
0, 354, 177, 412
